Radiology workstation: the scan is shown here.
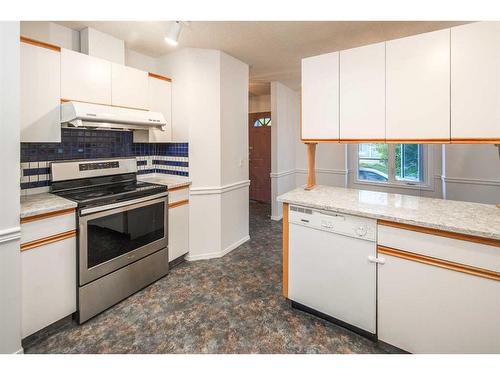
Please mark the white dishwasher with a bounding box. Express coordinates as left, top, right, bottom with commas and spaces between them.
288, 205, 378, 337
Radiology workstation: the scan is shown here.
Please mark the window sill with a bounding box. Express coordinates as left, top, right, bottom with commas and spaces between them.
353, 179, 435, 192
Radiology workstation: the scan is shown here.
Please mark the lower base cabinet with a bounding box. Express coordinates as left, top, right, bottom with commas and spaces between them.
168, 187, 189, 263
22, 236, 76, 338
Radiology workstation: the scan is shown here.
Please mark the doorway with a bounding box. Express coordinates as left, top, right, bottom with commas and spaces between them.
249, 111, 271, 203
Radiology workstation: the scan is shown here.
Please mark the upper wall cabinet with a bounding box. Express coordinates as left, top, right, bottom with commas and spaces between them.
133, 74, 173, 143
386, 29, 450, 142
301, 52, 339, 141
20, 39, 61, 143
61, 48, 112, 105
451, 22, 500, 143
111, 63, 149, 109
340, 42, 385, 142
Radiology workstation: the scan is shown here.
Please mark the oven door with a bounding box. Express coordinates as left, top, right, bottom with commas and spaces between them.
78, 193, 168, 286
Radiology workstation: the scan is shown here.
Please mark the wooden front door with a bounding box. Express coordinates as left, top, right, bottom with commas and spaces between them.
249, 112, 271, 203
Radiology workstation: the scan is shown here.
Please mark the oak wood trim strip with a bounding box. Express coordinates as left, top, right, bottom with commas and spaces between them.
385, 138, 451, 144
339, 138, 386, 143
451, 138, 500, 144
168, 199, 189, 209
60, 98, 149, 112
20, 36, 61, 52
148, 72, 172, 82
168, 185, 189, 192
378, 220, 500, 248
304, 143, 317, 190
21, 208, 76, 224
283, 203, 289, 297
378, 245, 500, 282
21, 230, 76, 252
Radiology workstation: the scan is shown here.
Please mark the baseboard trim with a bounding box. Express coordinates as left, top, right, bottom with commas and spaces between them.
295, 168, 348, 175
270, 170, 295, 178
271, 215, 283, 221
14, 347, 24, 354
0, 226, 21, 244
185, 235, 250, 261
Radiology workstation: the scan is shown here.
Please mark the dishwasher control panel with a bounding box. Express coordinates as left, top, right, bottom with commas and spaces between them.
289, 205, 376, 242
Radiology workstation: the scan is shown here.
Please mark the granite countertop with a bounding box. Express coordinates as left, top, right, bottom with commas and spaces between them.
20, 193, 77, 219
277, 185, 500, 241
138, 174, 191, 190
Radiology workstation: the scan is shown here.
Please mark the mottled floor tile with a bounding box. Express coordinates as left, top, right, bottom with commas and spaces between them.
24, 201, 387, 354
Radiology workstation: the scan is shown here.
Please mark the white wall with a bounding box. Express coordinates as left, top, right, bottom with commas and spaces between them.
270, 82, 299, 220
0, 21, 22, 354
20, 21, 80, 51
443, 144, 500, 204
249, 94, 271, 113
125, 49, 158, 73
80, 27, 125, 65
158, 48, 250, 260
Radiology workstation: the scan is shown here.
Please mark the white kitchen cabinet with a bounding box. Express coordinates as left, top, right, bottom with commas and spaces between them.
61, 48, 112, 105
301, 52, 339, 141
377, 223, 500, 353
20, 40, 61, 142
168, 187, 189, 263
21, 211, 77, 338
386, 29, 450, 142
451, 22, 500, 142
340, 42, 385, 141
111, 63, 149, 109
134, 75, 173, 143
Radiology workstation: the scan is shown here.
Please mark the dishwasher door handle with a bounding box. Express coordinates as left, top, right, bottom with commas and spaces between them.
368, 255, 385, 264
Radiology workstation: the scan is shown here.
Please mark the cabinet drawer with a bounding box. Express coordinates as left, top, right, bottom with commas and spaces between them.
21, 210, 76, 244
377, 222, 500, 273
169, 186, 189, 204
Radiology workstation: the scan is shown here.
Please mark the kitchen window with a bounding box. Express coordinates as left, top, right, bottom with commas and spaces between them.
357, 143, 429, 187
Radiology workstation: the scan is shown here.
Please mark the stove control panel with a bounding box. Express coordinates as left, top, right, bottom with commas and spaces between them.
79, 161, 120, 171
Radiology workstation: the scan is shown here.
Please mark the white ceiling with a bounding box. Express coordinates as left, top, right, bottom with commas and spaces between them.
57, 21, 467, 91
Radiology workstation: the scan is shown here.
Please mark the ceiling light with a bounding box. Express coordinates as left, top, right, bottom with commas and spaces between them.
165, 21, 182, 46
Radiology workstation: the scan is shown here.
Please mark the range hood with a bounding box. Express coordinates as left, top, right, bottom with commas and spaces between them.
60, 101, 166, 131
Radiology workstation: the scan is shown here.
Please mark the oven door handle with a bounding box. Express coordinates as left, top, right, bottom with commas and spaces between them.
80, 191, 168, 216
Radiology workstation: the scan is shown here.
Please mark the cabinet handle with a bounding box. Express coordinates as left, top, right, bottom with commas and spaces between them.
368, 255, 385, 264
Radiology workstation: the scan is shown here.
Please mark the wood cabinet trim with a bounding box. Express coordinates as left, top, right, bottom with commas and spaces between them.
20, 36, 61, 52
21, 230, 76, 252
168, 199, 189, 209
282, 203, 289, 297
21, 208, 76, 224
378, 245, 500, 282
339, 139, 386, 143
148, 72, 172, 82
168, 185, 190, 192
451, 138, 500, 144
60, 98, 148, 112
378, 220, 500, 248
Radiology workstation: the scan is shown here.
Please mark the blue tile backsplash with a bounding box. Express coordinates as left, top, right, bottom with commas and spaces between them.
20, 128, 189, 191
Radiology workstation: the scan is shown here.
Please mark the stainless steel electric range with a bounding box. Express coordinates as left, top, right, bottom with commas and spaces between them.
50, 158, 169, 323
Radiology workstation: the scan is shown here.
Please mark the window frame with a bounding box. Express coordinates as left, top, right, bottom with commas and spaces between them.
355, 143, 434, 191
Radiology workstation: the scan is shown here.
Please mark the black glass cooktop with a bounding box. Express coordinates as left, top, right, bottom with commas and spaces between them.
53, 178, 167, 207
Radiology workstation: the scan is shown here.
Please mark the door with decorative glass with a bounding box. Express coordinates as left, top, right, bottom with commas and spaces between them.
249, 112, 271, 203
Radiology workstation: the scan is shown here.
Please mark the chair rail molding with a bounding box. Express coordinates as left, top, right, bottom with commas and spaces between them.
442, 176, 500, 186
189, 180, 250, 195
0, 227, 21, 244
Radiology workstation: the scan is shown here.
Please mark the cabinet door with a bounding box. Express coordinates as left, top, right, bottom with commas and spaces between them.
148, 76, 172, 142
301, 52, 339, 141
61, 48, 112, 105
111, 63, 149, 109
20, 42, 61, 142
340, 42, 385, 141
22, 237, 77, 338
378, 253, 500, 353
386, 29, 450, 142
168, 202, 189, 263
451, 22, 500, 142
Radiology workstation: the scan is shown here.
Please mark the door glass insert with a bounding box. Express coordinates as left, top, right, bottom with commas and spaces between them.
87, 202, 165, 268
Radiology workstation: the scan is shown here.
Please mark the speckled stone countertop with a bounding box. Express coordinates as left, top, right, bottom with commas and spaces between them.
277, 185, 500, 241
20, 193, 77, 219
138, 174, 191, 190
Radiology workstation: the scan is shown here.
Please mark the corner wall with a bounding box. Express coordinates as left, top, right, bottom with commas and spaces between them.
0, 21, 22, 354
